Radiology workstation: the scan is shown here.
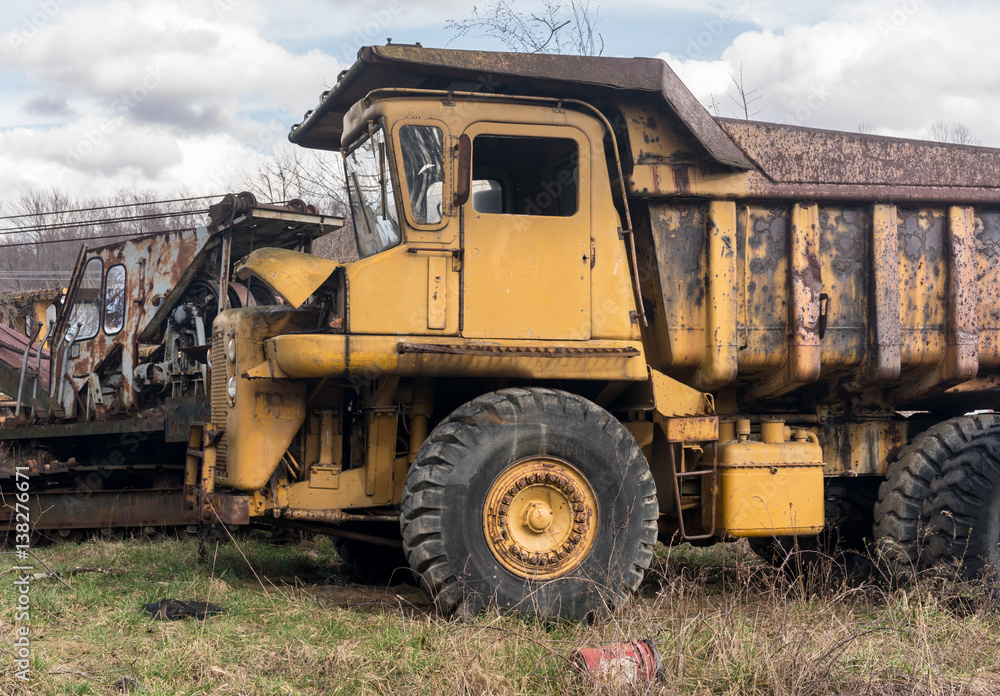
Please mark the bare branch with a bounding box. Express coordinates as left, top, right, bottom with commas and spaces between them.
728, 64, 762, 120
446, 0, 603, 56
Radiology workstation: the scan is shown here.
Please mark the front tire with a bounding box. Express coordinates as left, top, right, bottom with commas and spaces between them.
399, 388, 657, 621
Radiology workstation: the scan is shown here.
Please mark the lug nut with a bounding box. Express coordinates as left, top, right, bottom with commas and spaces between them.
570, 533, 581, 543
574, 503, 584, 512
518, 477, 529, 488
498, 515, 507, 525
500, 503, 509, 513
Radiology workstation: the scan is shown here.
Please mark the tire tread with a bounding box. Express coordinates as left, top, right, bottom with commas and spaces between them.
400, 387, 657, 619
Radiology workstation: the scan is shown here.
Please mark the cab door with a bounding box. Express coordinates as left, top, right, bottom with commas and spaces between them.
460, 124, 591, 340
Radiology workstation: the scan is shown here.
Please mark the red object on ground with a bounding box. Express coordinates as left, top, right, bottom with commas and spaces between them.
570, 639, 664, 686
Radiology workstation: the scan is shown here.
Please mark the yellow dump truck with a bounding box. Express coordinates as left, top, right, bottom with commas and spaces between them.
193, 45, 1000, 620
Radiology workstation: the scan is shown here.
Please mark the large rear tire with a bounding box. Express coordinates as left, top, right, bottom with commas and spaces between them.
922, 427, 1000, 582
873, 414, 1000, 577
400, 388, 657, 621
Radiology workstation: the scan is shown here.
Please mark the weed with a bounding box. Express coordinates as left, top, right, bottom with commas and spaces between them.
1, 538, 998, 694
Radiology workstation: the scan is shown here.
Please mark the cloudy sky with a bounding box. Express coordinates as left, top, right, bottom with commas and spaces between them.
0, 0, 994, 204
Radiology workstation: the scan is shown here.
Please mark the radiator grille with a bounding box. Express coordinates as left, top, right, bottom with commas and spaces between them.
210, 330, 228, 476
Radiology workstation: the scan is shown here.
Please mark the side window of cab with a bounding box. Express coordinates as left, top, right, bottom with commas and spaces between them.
69, 257, 104, 341
395, 122, 447, 228
471, 135, 579, 216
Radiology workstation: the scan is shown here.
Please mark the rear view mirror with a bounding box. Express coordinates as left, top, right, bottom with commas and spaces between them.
453, 134, 471, 206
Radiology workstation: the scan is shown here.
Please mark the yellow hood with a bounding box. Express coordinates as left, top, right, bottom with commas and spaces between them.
235, 247, 342, 309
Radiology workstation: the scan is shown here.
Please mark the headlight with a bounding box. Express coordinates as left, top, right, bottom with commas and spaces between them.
227, 376, 237, 400
227, 338, 236, 363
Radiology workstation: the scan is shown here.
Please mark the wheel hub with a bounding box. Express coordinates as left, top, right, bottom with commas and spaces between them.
524, 501, 553, 533
483, 456, 598, 579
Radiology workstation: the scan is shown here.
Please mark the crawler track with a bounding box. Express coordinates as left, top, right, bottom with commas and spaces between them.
0, 445, 199, 546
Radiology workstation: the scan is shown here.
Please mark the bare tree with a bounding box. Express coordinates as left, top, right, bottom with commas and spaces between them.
929, 120, 981, 146
446, 0, 604, 56
0, 188, 212, 293
729, 65, 761, 120
857, 121, 877, 135
0, 188, 93, 293
240, 143, 357, 261
706, 93, 722, 117
0, 143, 361, 298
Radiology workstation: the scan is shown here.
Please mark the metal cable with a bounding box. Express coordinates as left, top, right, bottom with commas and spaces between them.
0, 194, 224, 221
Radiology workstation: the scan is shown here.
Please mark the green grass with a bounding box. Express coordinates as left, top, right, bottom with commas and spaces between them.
2, 536, 1000, 695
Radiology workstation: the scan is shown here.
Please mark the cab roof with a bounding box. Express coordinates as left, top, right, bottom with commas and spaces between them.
287, 44, 753, 170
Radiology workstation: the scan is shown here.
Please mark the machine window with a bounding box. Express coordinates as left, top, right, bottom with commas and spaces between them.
399, 125, 444, 224
471, 135, 578, 216
345, 125, 401, 258
69, 257, 103, 341
104, 264, 126, 335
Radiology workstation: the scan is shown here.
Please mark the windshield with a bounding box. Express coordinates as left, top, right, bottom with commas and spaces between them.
68, 256, 103, 341
345, 124, 401, 258
399, 124, 444, 224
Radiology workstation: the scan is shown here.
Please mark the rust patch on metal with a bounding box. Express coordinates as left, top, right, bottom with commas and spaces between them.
211, 493, 250, 525
672, 165, 691, 194
396, 343, 640, 357
718, 117, 1000, 190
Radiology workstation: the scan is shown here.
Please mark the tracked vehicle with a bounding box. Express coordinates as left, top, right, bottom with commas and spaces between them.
0, 194, 342, 542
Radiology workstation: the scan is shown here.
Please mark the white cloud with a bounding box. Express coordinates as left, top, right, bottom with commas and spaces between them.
0, 0, 345, 198
2, 0, 1000, 206
1, 0, 344, 122
659, 1, 1000, 144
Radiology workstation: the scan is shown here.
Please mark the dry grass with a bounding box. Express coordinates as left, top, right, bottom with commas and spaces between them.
2, 536, 999, 695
